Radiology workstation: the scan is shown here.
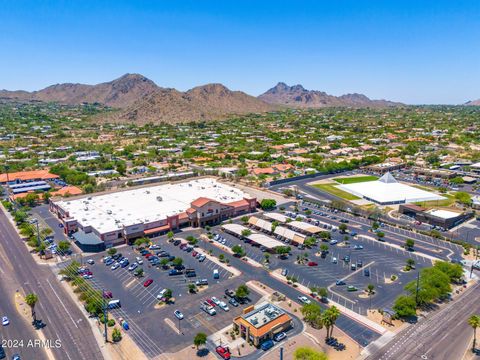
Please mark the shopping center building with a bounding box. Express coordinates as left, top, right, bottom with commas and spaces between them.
50, 178, 256, 248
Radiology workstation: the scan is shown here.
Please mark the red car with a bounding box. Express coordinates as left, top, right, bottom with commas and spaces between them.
143, 279, 153, 287
103, 291, 113, 299
192, 251, 198, 257
216, 346, 231, 360
206, 299, 216, 307
308, 261, 318, 266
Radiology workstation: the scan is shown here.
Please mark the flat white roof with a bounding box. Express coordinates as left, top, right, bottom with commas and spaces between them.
426, 209, 460, 219
263, 212, 288, 223
55, 178, 250, 234
288, 220, 322, 234
221, 223, 283, 249
338, 173, 445, 204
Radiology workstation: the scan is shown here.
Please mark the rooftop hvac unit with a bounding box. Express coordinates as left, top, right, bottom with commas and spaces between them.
251, 318, 258, 325
107, 210, 112, 214
156, 196, 163, 201
146, 190, 150, 194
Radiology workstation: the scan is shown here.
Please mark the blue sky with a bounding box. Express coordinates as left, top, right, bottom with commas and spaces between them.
1, 0, 479, 104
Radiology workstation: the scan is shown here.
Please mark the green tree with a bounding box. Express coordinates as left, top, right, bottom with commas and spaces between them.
294, 347, 327, 360
172, 257, 183, 267
433, 261, 463, 283
193, 332, 207, 350
260, 198, 277, 210
276, 246, 291, 256
167, 231, 174, 240
300, 302, 323, 329
319, 244, 329, 253
57, 240, 71, 253
241, 229, 252, 237
455, 191, 472, 205
339, 223, 347, 233
240, 215, 249, 224
404, 239, 415, 250
107, 247, 117, 256
304, 237, 316, 247
469, 315, 480, 352
366, 284, 375, 309
232, 244, 245, 257
405, 258, 416, 271
323, 306, 340, 339
25, 293, 39, 324
393, 295, 417, 318
235, 284, 250, 299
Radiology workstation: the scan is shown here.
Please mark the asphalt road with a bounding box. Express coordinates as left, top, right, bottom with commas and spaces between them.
365, 282, 480, 360
0, 251, 48, 360
0, 208, 103, 360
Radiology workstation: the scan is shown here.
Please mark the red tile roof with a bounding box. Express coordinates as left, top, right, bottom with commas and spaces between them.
0, 170, 59, 183
191, 197, 215, 207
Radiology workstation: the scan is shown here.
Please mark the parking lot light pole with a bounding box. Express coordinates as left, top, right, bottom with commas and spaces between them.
415, 271, 420, 306
102, 290, 108, 343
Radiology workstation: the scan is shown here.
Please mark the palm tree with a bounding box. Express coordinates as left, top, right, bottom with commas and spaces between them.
469, 315, 480, 352
25, 293, 39, 324
324, 306, 340, 338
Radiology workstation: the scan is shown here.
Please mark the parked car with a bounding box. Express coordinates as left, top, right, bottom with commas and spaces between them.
308, 261, 318, 266
86, 259, 95, 265
143, 279, 153, 287
198, 255, 206, 262
215, 346, 231, 360
336, 280, 346, 286
273, 332, 287, 342
281, 268, 288, 276
229, 298, 239, 307
111, 263, 120, 271
169, 269, 182, 276
218, 301, 230, 312
364, 269, 370, 277
225, 289, 235, 298
103, 291, 113, 299
297, 296, 311, 304
174, 310, 184, 320
261, 340, 275, 351
211, 297, 221, 306
128, 263, 138, 271
347, 285, 358, 292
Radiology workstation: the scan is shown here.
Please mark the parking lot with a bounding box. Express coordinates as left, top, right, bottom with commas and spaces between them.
208, 208, 435, 316
63, 235, 260, 357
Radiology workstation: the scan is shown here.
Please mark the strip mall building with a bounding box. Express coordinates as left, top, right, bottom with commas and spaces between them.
50, 178, 256, 248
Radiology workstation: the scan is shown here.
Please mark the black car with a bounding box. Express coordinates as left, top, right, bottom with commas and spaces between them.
364, 269, 370, 277
173, 240, 181, 246
0, 346, 5, 359
174, 264, 185, 270
112, 253, 122, 260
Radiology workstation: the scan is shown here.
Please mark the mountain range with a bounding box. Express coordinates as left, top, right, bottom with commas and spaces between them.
0, 74, 408, 123
465, 99, 480, 106
258, 82, 402, 108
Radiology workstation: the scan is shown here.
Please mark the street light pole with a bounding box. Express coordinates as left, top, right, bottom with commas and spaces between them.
102, 290, 108, 343
415, 271, 420, 306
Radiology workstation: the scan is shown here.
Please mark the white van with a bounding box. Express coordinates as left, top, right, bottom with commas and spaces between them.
108, 299, 121, 309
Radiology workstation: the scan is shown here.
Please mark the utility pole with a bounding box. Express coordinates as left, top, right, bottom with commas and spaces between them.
415, 271, 420, 306
280, 347, 283, 360
102, 290, 108, 342
35, 220, 41, 247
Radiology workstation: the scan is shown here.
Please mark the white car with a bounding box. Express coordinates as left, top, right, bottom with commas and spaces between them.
297, 296, 311, 304
211, 296, 221, 306
87, 259, 95, 265
136, 257, 143, 265
2, 316, 9, 326
218, 301, 230, 312
174, 310, 184, 320
111, 263, 120, 270
128, 263, 138, 271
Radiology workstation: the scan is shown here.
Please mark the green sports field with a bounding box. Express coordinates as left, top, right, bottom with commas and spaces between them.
333, 175, 378, 184
312, 183, 361, 200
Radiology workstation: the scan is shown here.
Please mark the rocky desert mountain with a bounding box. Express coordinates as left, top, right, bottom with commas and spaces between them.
465, 99, 480, 106
104, 83, 277, 124
258, 82, 402, 108
0, 74, 159, 108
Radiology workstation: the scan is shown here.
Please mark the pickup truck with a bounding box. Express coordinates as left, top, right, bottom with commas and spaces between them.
201, 302, 216, 316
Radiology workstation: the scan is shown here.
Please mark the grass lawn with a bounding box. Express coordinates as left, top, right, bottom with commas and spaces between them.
333, 175, 378, 184
312, 183, 361, 200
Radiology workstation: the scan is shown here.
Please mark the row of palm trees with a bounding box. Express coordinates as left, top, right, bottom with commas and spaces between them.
469, 314, 480, 352
301, 302, 341, 340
